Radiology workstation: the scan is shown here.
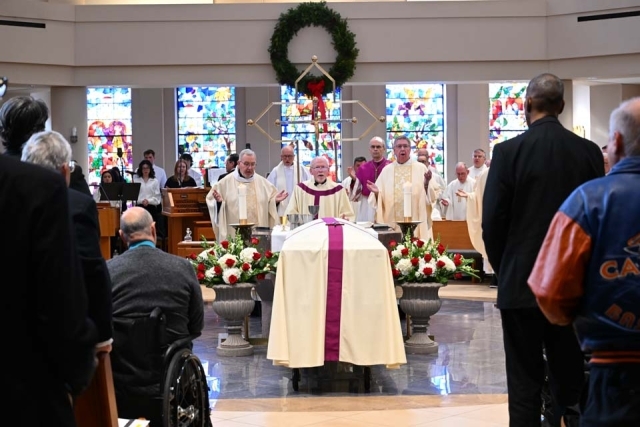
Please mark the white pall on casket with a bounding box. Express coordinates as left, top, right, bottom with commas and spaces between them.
267, 218, 407, 369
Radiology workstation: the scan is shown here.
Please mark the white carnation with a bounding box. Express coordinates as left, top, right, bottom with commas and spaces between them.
223, 268, 242, 284
218, 253, 238, 269
205, 267, 217, 279
396, 258, 413, 275
239, 247, 258, 264
197, 249, 212, 262
417, 260, 437, 277
391, 244, 406, 258
438, 256, 456, 272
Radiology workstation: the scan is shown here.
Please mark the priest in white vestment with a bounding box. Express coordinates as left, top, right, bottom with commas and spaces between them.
285, 157, 355, 221
441, 162, 476, 221
339, 156, 366, 219
207, 149, 287, 241
457, 167, 493, 275
367, 136, 437, 240
267, 145, 311, 216
417, 149, 446, 220
468, 148, 488, 179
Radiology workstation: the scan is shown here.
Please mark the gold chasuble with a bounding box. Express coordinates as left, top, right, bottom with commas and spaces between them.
284, 179, 355, 221
206, 171, 279, 241
369, 160, 436, 240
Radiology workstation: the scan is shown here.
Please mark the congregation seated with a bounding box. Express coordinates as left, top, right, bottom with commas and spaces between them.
107, 207, 204, 423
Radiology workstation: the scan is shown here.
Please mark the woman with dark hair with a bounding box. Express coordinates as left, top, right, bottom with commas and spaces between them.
110, 167, 125, 183
0, 96, 49, 157
132, 160, 161, 226
165, 159, 197, 188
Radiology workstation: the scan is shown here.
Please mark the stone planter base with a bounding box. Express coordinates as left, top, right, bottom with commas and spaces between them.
211, 283, 256, 357
399, 282, 445, 355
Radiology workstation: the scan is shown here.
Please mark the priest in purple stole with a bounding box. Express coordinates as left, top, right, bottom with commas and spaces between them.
353, 136, 392, 222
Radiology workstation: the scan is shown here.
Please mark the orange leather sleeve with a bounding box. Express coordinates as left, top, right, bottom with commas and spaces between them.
528, 212, 591, 325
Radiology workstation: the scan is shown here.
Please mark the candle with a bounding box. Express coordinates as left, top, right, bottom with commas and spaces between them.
238, 183, 247, 220
403, 181, 412, 218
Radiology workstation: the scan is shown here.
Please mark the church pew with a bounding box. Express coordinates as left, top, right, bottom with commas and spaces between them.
431, 220, 483, 283
74, 352, 119, 427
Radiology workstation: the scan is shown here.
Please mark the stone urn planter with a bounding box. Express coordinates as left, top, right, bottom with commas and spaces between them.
211, 282, 255, 357
398, 281, 446, 354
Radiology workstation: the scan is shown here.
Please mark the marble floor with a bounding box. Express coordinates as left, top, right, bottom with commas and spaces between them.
193, 283, 511, 426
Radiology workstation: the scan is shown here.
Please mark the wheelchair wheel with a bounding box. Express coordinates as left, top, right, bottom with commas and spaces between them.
162, 348, 211, 427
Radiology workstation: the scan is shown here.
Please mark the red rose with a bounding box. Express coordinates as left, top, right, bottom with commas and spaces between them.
209, 250, 215, 255
251, 237, 259, 245
423, 267, 433, 275
214, 265, 223, 274
221, 240, 229, 249
197, 263, 205, 272
389, 241, 397, 248
454, 272, 463, 280
416, 240, 424, 248
424, 253, 432, 262
225, 258, 235, 267
189, 253, 197, 260
197, 272, 205, 281
390, 259, 395, 266
256, 273, 266, 280
392, 269, 400, 277
253, 252, 261, 261
401, 248, 409, 256
411, 237, 417, 243
437, 243, 445, 255
265, 250, 273, 259
228, 275, 238, 284
453, 254, 462, 266
241, 262, 251, 271
437, 260, 446, 268
411, 257, 419, 266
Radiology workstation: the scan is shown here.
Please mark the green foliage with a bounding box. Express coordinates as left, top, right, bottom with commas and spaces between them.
268, 1, 359, 96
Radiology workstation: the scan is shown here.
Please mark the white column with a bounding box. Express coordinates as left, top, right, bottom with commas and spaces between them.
132, 88, 175, 172
50, 87, 88, 176
589, 85, 623, 147
455, 84, 489, 181
244, 86, 283, 177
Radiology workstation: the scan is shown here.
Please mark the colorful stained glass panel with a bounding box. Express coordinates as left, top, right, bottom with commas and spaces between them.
385, 84, 445, 176
489, 83, 528, 152
280, 86, 342, 181
177, 87, 236, 174
87, 87, 132, 185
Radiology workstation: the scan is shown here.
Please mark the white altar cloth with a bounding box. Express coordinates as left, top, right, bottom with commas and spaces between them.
267, 218, 406, 368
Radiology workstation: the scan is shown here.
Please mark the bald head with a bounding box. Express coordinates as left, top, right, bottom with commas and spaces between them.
119, 207, 156, 246
455, 162, 469, 183
369, 136, 386, 161
525, 74, 565, 123
609, 97, 640, 165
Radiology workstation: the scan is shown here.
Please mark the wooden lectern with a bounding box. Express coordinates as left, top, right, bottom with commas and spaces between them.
97, 203, 120, 260
162, 188, 212, 255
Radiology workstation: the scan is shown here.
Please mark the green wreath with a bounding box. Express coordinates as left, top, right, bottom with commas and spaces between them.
268, 1, 359, 97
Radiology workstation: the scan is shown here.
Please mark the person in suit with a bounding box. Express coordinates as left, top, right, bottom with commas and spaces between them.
21, 130, 113, 351
482, 73, 604, 427
69, 161, 92, 196
107, 207, 204, 424
0, 154, 98, 426
218, 152, 239, 182
0, 95, 49, 157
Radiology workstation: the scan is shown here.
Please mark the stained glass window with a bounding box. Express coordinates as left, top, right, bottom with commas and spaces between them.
280, 86, 342, 181
177, 87, 236, 175
385, 84, 445, 176
87, 87, 132, 184
489, 83, 528, 152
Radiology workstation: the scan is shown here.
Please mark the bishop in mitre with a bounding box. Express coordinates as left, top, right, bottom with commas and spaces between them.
285, 156, 355, 221
367, 136, 437, 240
207, 149, 287, 241
267, 144, 311, 216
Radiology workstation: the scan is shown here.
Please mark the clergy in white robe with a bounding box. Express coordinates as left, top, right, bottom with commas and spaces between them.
285, 157, 355, 221
458, 167, 493, 274
441, 162, 476, 221
367, 137, 437, 240
206, 149, 287, 241
267, 145, 311, 216
468, 148, 488, 179
341, 156, 367, 220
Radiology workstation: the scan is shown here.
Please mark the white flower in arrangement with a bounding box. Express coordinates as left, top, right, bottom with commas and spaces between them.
239, 247, 259, 264
396, 258, 414, 276
223, 268, 242, 284
438, 256, 456, 272
264, 264, 271, 271
205, 267, 217, 279
417, 259, 437, 278
218, 253, 238, 269
391, 244, 406, 259
197, 249, 212, 262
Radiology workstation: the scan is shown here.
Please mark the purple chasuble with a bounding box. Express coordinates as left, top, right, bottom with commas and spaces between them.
356, 159, 391, 197
322, 218, 344, 361
297, 182, 344, 219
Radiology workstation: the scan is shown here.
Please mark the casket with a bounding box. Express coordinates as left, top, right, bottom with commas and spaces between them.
267, 218, 407, 369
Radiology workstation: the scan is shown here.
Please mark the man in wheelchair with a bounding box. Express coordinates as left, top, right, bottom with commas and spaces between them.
107, 207, 210, 426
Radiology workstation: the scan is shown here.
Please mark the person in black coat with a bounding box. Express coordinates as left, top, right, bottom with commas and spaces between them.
0, 154, 98, 427
69, 162, 93, 196
482, 73, 605, 427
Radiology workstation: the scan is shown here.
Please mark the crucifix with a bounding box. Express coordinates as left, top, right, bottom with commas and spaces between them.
247, 55, 385, 181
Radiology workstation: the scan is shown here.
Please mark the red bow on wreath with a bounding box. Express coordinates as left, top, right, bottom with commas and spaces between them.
306, 80, 328, 133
